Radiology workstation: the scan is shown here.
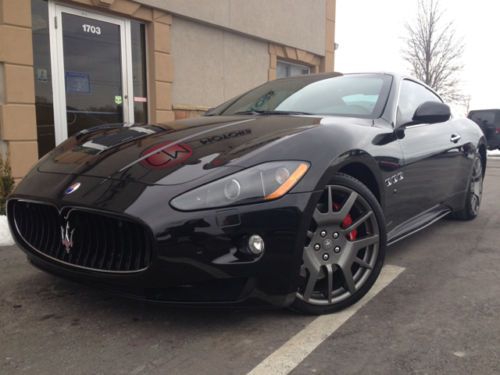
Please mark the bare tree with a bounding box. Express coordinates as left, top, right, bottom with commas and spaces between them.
403, 0, 465, 103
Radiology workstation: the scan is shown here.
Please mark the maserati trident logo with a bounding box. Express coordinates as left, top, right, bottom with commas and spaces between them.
64, 182, 81, 195
61, 221, 75, 253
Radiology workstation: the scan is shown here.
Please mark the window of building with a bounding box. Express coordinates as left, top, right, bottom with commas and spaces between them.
276, 60, 310, 79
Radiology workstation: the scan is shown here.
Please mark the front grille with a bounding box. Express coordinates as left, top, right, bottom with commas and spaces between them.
9, 200, 153, 272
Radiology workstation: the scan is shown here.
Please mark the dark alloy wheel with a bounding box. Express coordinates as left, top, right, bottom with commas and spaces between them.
452, 152, 484, 220
292, 173, 386, 315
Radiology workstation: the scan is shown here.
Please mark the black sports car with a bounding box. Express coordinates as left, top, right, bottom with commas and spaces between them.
7, 73, 486, 314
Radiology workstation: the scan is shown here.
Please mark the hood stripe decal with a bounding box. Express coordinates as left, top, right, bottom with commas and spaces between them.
117, 118, 255, 174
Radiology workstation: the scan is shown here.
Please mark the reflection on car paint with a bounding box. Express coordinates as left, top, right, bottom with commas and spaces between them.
141, 140, 193, 169
199, 129, 252, 145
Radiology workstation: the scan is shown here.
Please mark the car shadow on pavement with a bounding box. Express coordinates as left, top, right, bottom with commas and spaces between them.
4, 266, 301, 327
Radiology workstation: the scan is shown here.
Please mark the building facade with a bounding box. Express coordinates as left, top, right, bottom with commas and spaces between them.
0, 0, 336, 180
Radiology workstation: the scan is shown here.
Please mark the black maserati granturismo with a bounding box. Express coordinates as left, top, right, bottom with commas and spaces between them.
7, 72, 486, 314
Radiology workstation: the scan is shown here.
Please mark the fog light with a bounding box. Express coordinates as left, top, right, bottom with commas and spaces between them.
248, 234, 265, 255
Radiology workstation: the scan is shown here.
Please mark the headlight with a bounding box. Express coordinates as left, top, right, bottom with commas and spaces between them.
170, 161, 310, 211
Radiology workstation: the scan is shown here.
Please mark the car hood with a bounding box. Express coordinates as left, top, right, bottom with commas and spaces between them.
37, 115, 324, 186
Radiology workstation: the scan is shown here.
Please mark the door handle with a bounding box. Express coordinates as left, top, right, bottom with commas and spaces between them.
450, 134, 461, 143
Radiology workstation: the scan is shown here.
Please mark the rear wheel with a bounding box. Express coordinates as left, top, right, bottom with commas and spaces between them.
451, 153, 483, 220
292, 173, 386, 315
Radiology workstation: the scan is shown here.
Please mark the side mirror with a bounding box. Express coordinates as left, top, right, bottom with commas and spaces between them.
412, 101, 451, 124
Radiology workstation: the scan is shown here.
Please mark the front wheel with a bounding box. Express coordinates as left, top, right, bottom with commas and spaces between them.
292, 173, 386, 315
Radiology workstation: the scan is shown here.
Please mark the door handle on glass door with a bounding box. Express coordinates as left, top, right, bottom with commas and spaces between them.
450, 134, 461, 143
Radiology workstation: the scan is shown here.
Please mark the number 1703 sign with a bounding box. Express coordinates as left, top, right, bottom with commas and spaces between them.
82, 24, 101, 35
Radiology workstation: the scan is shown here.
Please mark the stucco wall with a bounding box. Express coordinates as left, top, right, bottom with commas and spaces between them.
171, 17, 269, 108
136, 0, 326, 56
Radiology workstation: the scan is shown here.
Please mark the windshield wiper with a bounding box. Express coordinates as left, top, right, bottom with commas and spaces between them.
234, 110, 313, 116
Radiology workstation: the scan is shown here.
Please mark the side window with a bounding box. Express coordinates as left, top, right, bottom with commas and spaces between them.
397, 80, 442, 126
276, 60, 311, 79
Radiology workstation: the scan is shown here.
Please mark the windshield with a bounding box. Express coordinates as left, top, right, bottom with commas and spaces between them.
217, 74, 392, 119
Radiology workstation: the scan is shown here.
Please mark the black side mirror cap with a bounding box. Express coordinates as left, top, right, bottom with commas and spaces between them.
412, 101, 451, 124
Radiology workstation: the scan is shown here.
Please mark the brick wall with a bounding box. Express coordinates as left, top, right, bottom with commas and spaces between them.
0, 0, 38, 180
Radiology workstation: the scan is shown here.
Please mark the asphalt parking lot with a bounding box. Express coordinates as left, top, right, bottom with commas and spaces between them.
1, 159, 500, 375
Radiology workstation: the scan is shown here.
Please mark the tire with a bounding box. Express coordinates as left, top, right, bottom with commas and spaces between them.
291, 173, 386, 315
451, 152, 484, 221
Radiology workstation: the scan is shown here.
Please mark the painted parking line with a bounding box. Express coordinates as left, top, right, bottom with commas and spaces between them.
247, 265, 405, 375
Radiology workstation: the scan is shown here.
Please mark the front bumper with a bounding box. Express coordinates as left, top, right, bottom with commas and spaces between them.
8, 172, 319, 307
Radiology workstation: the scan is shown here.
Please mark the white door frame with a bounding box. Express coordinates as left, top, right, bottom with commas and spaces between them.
48, 1, 135, 145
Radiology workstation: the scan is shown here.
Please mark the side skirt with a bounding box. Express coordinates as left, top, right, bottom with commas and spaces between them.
387, 205, 451, 246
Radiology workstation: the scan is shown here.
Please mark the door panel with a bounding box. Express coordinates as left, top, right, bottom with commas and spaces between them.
397, 122, 457, 221
394, 79, 461, 222
62, 13, 124, 136
50, 4, 134, 145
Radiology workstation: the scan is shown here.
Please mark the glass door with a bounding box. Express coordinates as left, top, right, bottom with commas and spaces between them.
49, 3, 134, 145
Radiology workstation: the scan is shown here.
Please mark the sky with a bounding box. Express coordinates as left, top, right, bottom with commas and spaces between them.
335, 0, 500, 115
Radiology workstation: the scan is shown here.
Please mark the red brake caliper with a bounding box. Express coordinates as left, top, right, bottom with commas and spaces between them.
333, 203, 358, 241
